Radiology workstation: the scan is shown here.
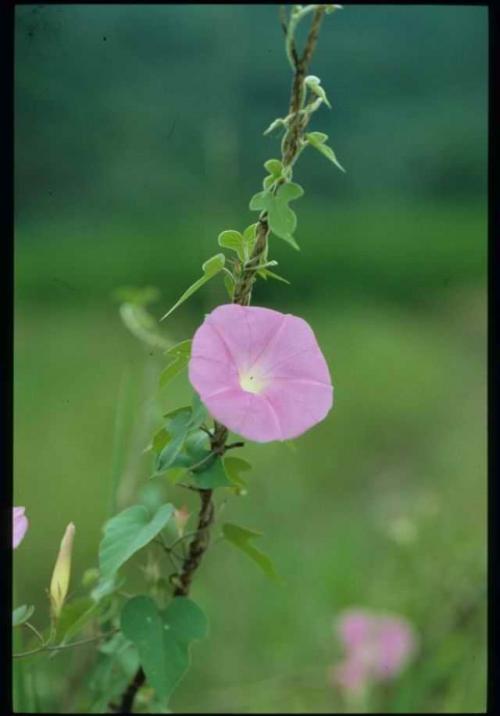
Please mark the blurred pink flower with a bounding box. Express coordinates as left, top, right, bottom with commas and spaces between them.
13, 507, 28, 549
331, 609, 417, 693
189, 304, 333, 442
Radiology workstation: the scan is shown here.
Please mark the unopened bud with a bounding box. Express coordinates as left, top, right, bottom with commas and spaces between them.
174, 506, 190, 537
50, 522, 75, 619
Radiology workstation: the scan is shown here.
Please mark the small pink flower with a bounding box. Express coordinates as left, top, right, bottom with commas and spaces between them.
332, 609, 417, 693
13, 507, 28, 549
188, 304, 333, 442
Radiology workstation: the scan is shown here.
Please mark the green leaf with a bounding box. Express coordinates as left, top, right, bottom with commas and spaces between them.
138, 479, 170, 514
165, 339, 192, 359
163, 405, 190, 421
223, 456, 252, 494
243, 223, 258, 243
263, 117, 287, 135
12, 605, 35, 627
151, 428, 171, 454
160, 254, 225, 321
264, 158, 283, 178
159, 358, 188, 388
249, 182, 303, 249
99, 503, 175, 578
249, 190, 267, 212
305, 132, 345, 172
190, 393, 209, 429
222, 522, 280, 581
223, 271, 235, 300
306, 131, 328, 145
91, 574, 123, 603
121, 596, 208, 702
159, 340, 192, 388
54, 597, 98, 644
304, 75, 332, 108
261, 269, 291, 285
218, 230, 245, 261
202, 253, 226, 277
242, 223, 258, 257
193, 455, 231, 489
88, 633, 140, 710
277, 182, 304, 202
156, 408, 192, 472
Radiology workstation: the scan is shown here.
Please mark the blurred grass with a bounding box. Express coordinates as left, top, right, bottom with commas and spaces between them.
13, 203, 486, 712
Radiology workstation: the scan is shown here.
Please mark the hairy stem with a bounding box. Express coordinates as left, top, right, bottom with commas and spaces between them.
114, 7, 326, 712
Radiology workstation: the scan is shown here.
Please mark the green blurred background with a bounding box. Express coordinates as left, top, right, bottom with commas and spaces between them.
14, 4, 487, 713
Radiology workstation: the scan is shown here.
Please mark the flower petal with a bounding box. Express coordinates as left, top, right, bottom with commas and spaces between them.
13, 506, 29, 549
189, 304, 333, 443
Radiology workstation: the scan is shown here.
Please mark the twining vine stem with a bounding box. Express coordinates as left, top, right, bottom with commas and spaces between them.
114, 6, 326, 712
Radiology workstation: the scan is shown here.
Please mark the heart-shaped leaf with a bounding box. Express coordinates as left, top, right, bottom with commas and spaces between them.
121, 596, 208, 702
99, 503, 174, 578
249, 182, 303, 249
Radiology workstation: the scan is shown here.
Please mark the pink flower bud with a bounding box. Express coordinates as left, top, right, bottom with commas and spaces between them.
174, 506, 190, 536
13, 507, 29, 549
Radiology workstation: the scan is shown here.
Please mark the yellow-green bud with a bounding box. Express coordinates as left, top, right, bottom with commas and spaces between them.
49, 522, 75, 620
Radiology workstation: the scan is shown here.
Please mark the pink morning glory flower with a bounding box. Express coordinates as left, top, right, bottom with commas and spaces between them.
331, 609, 418, 693
188, 304, 333, 442
13, 507, 29, 549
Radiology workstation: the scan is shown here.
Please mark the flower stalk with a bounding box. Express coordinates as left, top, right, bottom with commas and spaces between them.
114, 6, 332, 711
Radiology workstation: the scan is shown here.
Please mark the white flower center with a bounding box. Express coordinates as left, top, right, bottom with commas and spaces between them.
239, 367, 268, 395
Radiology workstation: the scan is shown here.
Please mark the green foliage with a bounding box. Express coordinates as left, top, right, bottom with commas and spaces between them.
155, 407, 195, 473
257, 268, 290, 285
304, 75, 332, 109
218, 224, 259, 265
249, 181, 304, 249
121, 596, 208, 702
243, 222, 258, 250
223, 456, 252, 495
99, 504, 175, 578
153, 396, 232, 487
223, 270, 235, 300
262, 158, 286, 189
305, 131, 345, 172
160, 253, 225, 320
263, 117, 288, 136
90, 574, 123, 603
160, 427, 231, 488
222, 522, 280, 581
193, 455, 232, 489
87, 632, 140, 712
159, 340, 192, 389
12, 604, 35, 627
218, 230, 245, 261
54, 597, 98, 645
